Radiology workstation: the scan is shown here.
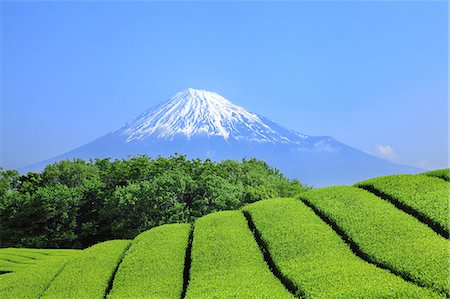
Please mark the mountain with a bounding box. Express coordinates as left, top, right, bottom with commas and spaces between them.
23, 88, 420, 186
115, 88, 308, 143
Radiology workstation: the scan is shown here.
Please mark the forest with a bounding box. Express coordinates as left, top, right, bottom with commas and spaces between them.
0, 155, 309, 248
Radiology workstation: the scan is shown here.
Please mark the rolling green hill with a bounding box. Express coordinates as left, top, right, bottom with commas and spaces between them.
0, 169, 448, 298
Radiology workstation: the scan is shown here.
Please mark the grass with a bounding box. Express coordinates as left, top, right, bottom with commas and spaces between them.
185, 210, 294, 299
299, 186, 450, 296
0, 256, 71, 298
356, 174, 450, 237
244, 198, 441, 298
422, 168, 450, 181
108, 223, 191, 299
42, 240, 130, 299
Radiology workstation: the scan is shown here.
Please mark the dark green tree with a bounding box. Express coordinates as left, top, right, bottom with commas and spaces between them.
0, 155, 310, 248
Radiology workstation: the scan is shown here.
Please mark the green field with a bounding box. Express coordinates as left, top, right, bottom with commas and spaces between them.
299, 186, 449, 295
0, 169, 448, 298
0, 248, 80, 274
42, 240, 130, 298
244, 198, 440, 298
422, 168, 450, 181
185, 211, 293, 299
356, 174, 449, 237
108, 224, 190, 298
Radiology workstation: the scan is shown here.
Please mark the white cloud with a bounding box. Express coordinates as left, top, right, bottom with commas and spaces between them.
415, 160, 432, 170
313, 140, 339, 153
373, 144, 397, 162
291, 140, 339, 154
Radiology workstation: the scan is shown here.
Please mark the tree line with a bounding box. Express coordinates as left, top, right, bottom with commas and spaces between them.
0, 155, 310, 249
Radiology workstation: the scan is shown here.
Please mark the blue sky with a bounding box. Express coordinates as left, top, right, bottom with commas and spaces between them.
1, 1, 448, 170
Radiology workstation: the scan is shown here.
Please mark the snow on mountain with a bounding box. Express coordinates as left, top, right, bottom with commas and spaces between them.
114, 88, 307, 143
21, 88, 422, 186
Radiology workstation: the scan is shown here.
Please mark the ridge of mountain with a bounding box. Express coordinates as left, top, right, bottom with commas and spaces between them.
21, 88, 421, 186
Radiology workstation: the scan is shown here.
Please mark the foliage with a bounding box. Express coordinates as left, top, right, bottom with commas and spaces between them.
0, 170, 19, 197
185, 211, 293, 299
105, 173, 190, 239
0, 260, 28, 273
108, 224, 190, 298
42, 240, 130, 299
0, 248, 80, 273
299, 187, 450, 296
0, 253, 39, 264
244, 198, 441, 298
422, 168, 450, 182
356, 174, 450, 236
0, 256, 71, 298
1, 181, 448, 298
0, 156, 309, 248
1, 184, 80, 248
0, 247, 81, 256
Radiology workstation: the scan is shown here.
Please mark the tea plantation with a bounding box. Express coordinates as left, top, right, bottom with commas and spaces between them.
0, 169, 448, 298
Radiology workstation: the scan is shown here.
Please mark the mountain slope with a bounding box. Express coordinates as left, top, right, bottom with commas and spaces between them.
115, 88, 307, 143
23, 88, 420, 186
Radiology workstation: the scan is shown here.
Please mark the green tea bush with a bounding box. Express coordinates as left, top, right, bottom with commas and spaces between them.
244, 198, 441, 298
42, 240, 130, 298
0, 253, 38, 264
0, 260, 28, 273
0, 256, 70, 298
0, 248, 80, 273
185, 211, 293, 299
422, 168, 450, 181
108, 224, 190, 298
356, 174, 449, 237
300, 187, 450, 295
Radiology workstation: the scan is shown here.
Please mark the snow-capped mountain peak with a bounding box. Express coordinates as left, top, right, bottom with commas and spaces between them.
116, 88, 307, 143
23, 88, 421, 186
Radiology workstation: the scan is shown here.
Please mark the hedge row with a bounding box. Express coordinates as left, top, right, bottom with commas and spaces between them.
422, 168, 450, 181
0, 248, 80, 274
356, 174, 449, 237
299, 187, 449, 295
108, 224, 190, 298
244, 198, 440, 298
0, 256, 70, 298
42, 240, 130, 298
185, 211, 293, 299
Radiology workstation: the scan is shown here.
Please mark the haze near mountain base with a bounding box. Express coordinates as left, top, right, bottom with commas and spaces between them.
25, 88, 420, 186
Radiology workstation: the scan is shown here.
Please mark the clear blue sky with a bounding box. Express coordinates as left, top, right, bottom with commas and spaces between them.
1, 1, 448, 170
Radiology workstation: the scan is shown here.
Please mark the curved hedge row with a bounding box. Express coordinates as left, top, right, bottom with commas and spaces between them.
42, 240, 130, 298
299, 186, 449, 296
108, 224, 190, 298
356, 174, 449, 237
185, 211, 293, 299
0, 256, 70, 298
0, 248, 80, 274
244, 198, 440, 298
422, 168, 450, 181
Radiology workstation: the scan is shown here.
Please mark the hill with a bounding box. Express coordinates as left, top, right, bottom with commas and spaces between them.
22, 88, 421, 186
0, 169, 448, 298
